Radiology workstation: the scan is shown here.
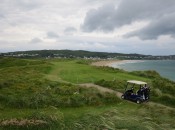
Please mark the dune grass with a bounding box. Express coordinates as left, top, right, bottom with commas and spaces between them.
1, 103, 175, 129
0, 58, 175, 129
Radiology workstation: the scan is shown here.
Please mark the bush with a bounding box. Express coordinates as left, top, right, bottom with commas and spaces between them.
76, 60, 92, 65
102, 92, 121, 103
70, 94, 86, 107
158, 95, 175, 107
54, 85, 79, 95
151, 88, 162, 97
95, 79, 125, 91
130, 70, 160, 78
95, 66, 124, 73
152, 78, 175, 95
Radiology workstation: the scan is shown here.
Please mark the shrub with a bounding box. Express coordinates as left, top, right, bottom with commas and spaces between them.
102, 92, 121, 103
70, 94, 86, 107
54, 85, 79, 95
158, 95, 175, 107
76, 60, 92, 65
151, 88, 162, 97
152, 78, 175, 95
95, 66, 124, 73
130, 70, 160, 78
95, 79, 125, 91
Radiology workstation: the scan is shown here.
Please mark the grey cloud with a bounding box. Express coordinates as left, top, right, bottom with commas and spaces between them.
0, 0, 41, 14
29, 38, 42, 44
0, 0, 42, 24
64, 27, 77, 35
82, 0, 175, 39
124, 13, 175, 40
0, 14, 5, 19
10, 0, 41, 11
82, 4, 116, 32
47, 31, 59, 39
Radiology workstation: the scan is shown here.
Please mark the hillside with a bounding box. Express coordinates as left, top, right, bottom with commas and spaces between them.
1, 50, 175, 60
0, 57, 175, 129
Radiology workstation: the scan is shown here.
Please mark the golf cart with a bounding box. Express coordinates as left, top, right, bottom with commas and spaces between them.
121, 80, 150, 104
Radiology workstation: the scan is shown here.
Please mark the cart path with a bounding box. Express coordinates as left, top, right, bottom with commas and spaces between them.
79, 83, 175, 110
79, 83, 122, 98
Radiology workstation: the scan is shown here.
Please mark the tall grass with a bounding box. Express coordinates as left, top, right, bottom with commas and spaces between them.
64, 104, 175, 130
0, 58, 121, 109
151, 78, 175, 107
0, 109, 64, 130
1, 58, 175, 129
0, 82, 121, 108
95, 79, 126, 92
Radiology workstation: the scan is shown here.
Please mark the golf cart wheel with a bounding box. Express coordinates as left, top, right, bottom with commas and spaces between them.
121, 95, 125, 99
136, 99, 141, 104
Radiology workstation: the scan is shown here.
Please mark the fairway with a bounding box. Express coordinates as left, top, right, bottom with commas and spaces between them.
47, 60, 149, 83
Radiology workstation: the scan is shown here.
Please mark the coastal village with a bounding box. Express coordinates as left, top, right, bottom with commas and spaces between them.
1, 50, 175, 60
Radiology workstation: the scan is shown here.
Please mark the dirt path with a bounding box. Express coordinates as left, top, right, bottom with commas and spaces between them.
79, 83, 175, 110
79, 83, 122, 98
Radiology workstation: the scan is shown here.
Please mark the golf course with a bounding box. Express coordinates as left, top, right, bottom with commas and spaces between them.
0, 58, 175, 130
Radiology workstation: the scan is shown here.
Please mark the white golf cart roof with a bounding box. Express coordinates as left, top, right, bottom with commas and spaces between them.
127, 80, 147, 85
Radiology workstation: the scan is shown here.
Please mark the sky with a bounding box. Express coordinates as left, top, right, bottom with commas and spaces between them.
0, 0, 175, 55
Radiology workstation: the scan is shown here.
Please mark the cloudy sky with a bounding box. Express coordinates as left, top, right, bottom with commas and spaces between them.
0, 0, 175, 55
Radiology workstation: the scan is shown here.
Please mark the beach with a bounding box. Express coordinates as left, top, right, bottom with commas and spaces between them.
91, 60, 122, 67
91, 60, 142, 67
92, 60, 175, 81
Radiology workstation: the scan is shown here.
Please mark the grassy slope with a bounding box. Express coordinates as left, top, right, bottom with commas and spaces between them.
0, 58, 175, 130
47, 60, 149, 83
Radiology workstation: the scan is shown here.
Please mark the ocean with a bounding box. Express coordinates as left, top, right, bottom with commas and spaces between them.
110, 60, 175, 81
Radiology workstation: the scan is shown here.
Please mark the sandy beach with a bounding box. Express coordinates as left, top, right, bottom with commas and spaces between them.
91, 60, 144, 67
91, 60, 123, 67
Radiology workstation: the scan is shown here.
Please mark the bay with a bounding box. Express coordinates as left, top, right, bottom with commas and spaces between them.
110, 60, 175, 81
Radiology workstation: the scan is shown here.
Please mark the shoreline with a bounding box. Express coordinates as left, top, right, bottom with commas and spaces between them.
92, 60, 175, 81
91, 60, 143, 67
91, 60, 122, 67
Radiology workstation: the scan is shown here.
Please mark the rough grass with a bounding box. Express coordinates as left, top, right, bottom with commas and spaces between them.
0, 58, 175, 129
0, 58, 122, 109
1, 103, 175, 130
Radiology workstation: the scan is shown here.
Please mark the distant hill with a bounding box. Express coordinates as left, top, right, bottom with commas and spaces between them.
1, 49, 175, 60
